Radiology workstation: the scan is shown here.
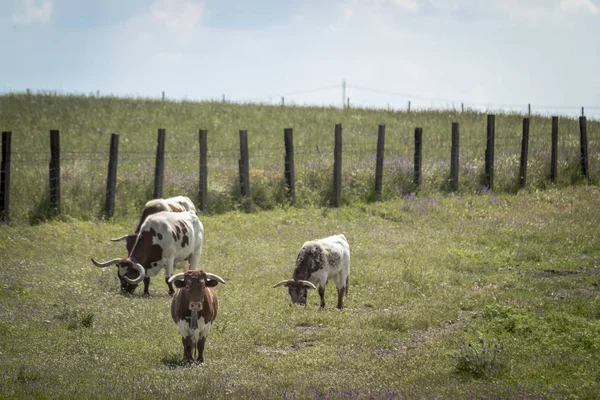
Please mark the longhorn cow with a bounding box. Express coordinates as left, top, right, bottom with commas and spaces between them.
274, 234, 350, 309
91, 211, 203, 296
170, 270, 225, 363
110, 196, 197, 255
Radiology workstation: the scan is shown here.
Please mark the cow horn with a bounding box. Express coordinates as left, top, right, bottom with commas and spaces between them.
110, 235, 130, 242
205, 273, 225, 284
297, 280, 317, 290
91, 257, 122, 268
123, 263, 145, 285
168, 272, 185, 284
273, 279, 293, 288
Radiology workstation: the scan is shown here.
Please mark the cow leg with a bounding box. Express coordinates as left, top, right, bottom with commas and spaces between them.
143, 277, 151, 296
188, 251, 201, 271
196, 337, 207, 363
318, 287, 326, 308
166, 277, 175, 296
182, 336, 193, 363
165, 260, 175, 296
336, 286, 345, 309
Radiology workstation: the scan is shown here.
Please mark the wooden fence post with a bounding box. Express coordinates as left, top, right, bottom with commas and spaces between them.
1, 131, 11, 224
284, 128, 296, 205
550, 116, 558, 183
49, 129, 61, 215
104, 133, 119, 218
519, 118, 530, 188
374, 124, 385, 200
485, 115, 495, 191
333, 123, 342, 207
450, 122, 459, 192
154, 128, 166, 199
198, 129, 208, 212
239, 130, 252, 212
414, 127, 423, 188
579, 116, 589, 180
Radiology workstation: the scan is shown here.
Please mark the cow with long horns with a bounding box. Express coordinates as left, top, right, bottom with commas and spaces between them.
273, 234, 350, 309
91, 211, 203, 296
110, 196, 197, 256
170, 270, 225, 363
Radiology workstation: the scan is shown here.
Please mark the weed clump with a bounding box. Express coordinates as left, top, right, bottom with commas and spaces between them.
56, 307, 95, 330
455, 338, 504, 379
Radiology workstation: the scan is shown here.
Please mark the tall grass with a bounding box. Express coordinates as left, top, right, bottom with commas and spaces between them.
1, 93, 598, 223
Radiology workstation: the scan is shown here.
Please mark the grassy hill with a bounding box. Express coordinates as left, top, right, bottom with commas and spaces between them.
1, 94, 599, 398
1, 93, 598, 223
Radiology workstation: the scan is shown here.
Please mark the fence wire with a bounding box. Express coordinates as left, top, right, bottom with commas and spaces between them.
3, 121, 599, 222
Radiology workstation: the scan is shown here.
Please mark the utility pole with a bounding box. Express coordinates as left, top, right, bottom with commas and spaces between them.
342, 80, 346, 108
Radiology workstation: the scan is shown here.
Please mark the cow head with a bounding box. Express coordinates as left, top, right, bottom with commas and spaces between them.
273, 279, 317, 306
91, 257, 146, 294
169, 270, 225, 308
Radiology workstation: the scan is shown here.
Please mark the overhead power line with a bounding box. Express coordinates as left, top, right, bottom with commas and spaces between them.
235, 84, 340, 103
346, 83, 600, 110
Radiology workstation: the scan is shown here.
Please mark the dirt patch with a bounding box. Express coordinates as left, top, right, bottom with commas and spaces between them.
295, 324, 321, 334
256, 343, 303, 358
530, 265, 600, 278
547, 287, 600, 300
374, 312, 478, 358
528, 266, 600, 299
539, 269, 580, 277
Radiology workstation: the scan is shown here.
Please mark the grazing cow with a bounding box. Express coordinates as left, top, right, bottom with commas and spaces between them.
273, 234, 350, 309
111, 196, 197, 255
91, 211, 203, 296
170, 270, 225, 363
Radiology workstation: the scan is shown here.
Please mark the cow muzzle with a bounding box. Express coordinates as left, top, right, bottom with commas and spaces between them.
189, 302, 202, 330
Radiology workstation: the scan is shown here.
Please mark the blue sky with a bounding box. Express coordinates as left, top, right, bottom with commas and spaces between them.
1, 0, 599, 116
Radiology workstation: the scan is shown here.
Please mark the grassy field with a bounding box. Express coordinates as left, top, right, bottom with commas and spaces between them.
1, 93, 598, 223
1, 186, 599, 399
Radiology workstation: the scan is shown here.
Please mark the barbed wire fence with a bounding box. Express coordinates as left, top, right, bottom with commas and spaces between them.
2, 115, 598, 224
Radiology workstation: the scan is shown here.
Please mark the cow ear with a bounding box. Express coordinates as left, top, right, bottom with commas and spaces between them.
206, 279, 219, 287
173, 280, 186, 289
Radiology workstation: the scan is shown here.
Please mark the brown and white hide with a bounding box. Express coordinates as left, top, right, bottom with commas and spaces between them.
170, 270, 225, 363
274, 234, 350, 309
91, 210, 203, 296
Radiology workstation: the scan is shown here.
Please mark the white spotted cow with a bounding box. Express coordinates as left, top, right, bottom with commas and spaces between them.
170, 270, 225, 363
91, 211, 203, 296
274, 234, 350, 309
110, 195, 197, 255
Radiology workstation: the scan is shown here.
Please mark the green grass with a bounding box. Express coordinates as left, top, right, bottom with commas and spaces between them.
1, 186, 599, 399
1, 93, 599, 223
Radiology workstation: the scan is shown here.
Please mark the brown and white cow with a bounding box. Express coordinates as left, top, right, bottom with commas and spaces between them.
170, 270, 225, 363
91, 211, 203, 296
111, 196, 197, 255
273, 234, 350, 309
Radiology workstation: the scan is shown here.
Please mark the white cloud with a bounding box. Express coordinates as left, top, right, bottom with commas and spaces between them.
116, 0, 206, 56
12, 0, 52, 24
560, 0, 598, 14
390, 0, 419, 12
149, 0, 206, 31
